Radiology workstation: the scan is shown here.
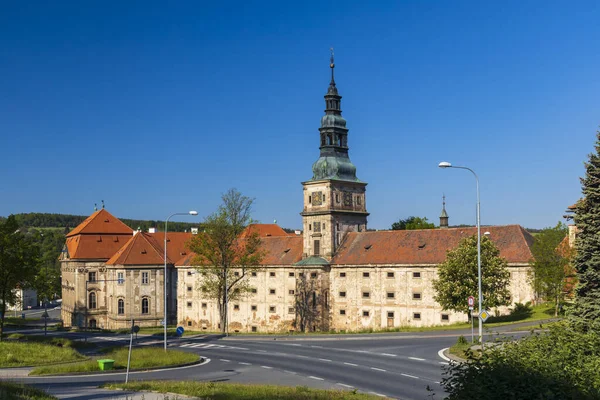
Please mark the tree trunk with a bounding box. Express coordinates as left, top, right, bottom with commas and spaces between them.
555, 293, 559, 317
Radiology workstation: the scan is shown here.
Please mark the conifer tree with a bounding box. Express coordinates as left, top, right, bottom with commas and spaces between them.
570, 130, 600, 331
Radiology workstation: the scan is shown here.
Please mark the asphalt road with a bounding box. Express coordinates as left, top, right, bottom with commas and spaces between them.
8, 323, 546, 400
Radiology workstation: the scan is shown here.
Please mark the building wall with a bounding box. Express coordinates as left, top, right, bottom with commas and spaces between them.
177, 264, 534, 332
5, 288, 37, 311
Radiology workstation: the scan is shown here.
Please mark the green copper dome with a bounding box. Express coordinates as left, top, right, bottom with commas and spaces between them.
311, 155, 359, 182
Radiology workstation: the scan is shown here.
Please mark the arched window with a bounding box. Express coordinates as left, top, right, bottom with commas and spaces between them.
142, 298, 149, 314
118, 299, 124, 315
89, 292, 97, 309
326, 135, 332, 145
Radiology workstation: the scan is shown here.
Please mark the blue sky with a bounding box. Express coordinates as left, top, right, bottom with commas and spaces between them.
1, 1, 599, 230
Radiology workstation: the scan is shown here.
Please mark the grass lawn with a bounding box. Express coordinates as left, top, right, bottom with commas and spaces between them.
0, 341, 86, 368
104, 381, 388, 399
30, 347, 200, 375
0, 382, 57, 400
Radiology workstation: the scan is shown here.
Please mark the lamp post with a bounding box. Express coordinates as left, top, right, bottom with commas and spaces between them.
164, 211, 198, 351
438, 161, 483, 344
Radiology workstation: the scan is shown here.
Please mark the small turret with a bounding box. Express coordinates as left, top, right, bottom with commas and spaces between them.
440, 195, 449, 229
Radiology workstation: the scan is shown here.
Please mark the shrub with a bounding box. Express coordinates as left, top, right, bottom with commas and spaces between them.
457, 335, 468, 345
510, 302, 533, 317
442, 322, 600, 399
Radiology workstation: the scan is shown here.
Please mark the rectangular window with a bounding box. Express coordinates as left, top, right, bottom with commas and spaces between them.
413, 292, 422, 300
251, 305, 257, 311
339, 272, 346, 277
413, 272, 421, 278
251, 272, 257, 277
269, 289, 276, 295
441, 314, 449, 321
269, 306, 276, 313
234, 304, 240, 311
363, 272, 370, 278
362, 292, 370, 298
311, 272, 317, 278
117, 272, 124, 284
201, 303, 207, 308
340, 309, 346, 315
314, 240, 320, 256
187, 302, 192, 308
270, 272, 276, 277
357, 196, 362, 205
363, 310, 369, 317
288, 307, 295, 314
187, 271, 193, 276
387, 292, 395, 299
387, 311, 394, 318
289, 272, 295, 277
251, 326, 257, 332
187, 321, 192, 327
88, 271, 96, 282
299, 272, 304, 277
117, 299, 124, 315
387, 272, 394, 278
141, 298, 149, 314
251, 288, 257, 293
339, 291, 346, 297
234, 271, 240, 277
187, 286, 192, 292
141, 272, 149, 285
413, 312, 421, 320
289, 289, 295, 295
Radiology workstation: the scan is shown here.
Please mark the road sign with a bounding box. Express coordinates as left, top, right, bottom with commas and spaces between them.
468, 296, 475, 307
479, 309, 490, 322
176, 326, 185, 336
468, 306, 474, 311
133, 325, 140, 333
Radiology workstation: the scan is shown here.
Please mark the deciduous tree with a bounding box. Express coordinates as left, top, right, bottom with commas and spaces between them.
433, 235, 511, 314
0, 216, 38, 340
529, 222, 573, 316
391, 216, 435, 230
188, 189, 264, 333
294, 273, 321, 332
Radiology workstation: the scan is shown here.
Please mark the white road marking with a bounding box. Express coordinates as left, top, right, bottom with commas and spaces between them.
179, 343, 193, 347
318, 358, 332, 362
401, 373, 419, 379
438, 348, 451, 362
220, 359, 230, 362
311, 345, 323, 348
296, 355, 309, 358
257, 349, 267, 353
371, 367, 386, 372
439, 361, 448, 365
337, 383, 354, 388
409, 357, 426, 361
381, 353, 397, 357
283, 370, 297, 374
238, 362, 251, 365
286, 343, 301, 346
309, 376, 324, 381
435, 381, 440, 384
261, 366, 272, 369
344, 362, 358, 366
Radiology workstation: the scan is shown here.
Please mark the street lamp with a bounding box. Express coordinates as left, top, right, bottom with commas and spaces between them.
438, 161, 483, 344
164, 211, 198, 351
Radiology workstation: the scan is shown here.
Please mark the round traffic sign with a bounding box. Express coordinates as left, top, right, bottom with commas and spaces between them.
176, 326, 184, 336
468, 296, 475, 307
132, 325, 140, 333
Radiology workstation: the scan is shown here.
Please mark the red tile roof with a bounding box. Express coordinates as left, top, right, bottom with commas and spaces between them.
241, 224, 293, 238
106, 232, 193, 266
66, 234, 132, 260
176, 235, 303, 266
66, 209, 133, 237
332, 225, 534, 265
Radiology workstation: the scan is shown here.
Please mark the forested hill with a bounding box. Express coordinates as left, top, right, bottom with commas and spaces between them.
0, 212, 202, 233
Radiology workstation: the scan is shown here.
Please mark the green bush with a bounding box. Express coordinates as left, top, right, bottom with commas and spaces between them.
510, 301, 533, 317
442, 322, 600, 399
457, 335, 468, 345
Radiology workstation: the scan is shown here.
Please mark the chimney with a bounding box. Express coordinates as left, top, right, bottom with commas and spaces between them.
148, 227, 156, 233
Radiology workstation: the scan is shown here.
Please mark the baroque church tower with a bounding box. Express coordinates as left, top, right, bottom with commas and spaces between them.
301, 51, 369, 260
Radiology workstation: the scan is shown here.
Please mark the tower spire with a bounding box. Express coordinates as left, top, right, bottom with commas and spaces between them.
440, 194, 449, 229
330, 47, 335, 84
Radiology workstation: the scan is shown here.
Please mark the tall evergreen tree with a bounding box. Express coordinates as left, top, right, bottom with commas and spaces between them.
571, 130, 600, 331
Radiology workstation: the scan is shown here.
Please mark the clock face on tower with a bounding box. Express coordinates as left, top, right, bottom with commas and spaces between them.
343, 192, 352, 207
312, 192, 323, 206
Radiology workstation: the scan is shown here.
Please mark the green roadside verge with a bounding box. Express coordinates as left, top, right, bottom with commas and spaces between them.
104, 381, 388, 399
0, 382, 57, 400
30, 347, 200, 375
